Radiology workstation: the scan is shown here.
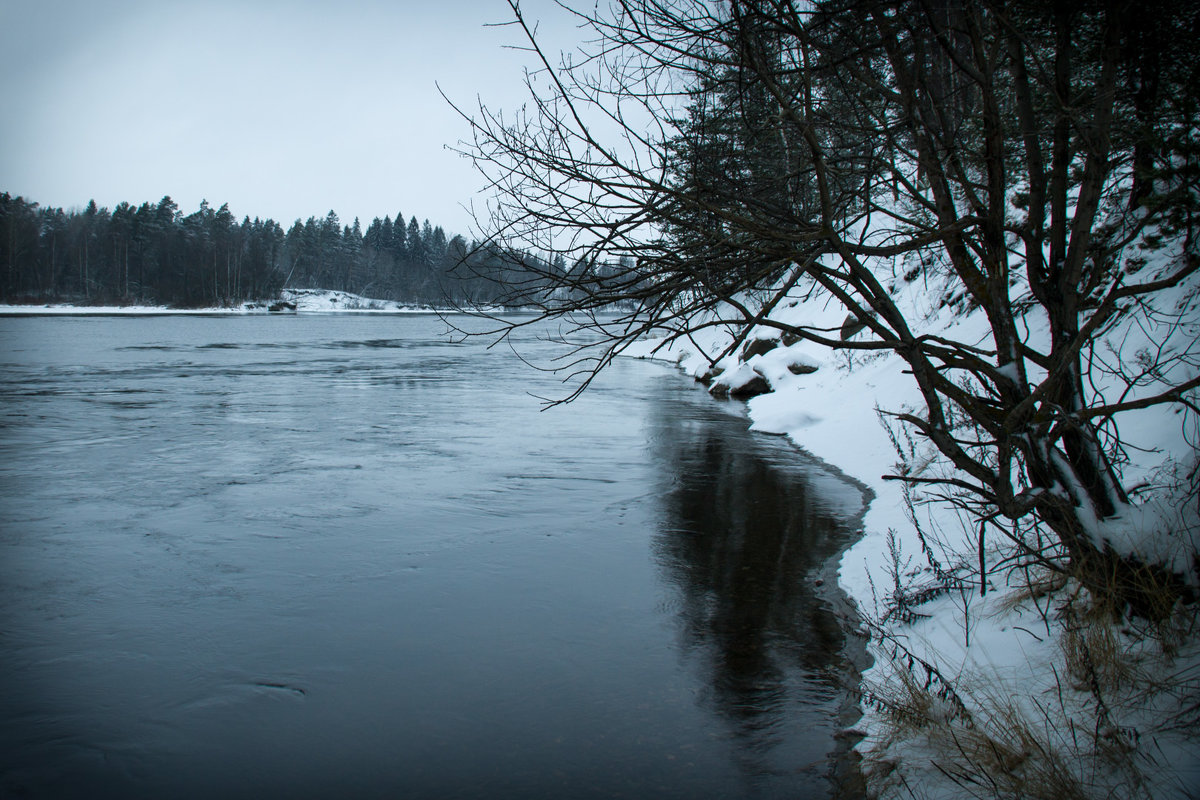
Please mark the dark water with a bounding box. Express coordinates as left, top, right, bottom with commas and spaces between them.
0, 314, 868, 799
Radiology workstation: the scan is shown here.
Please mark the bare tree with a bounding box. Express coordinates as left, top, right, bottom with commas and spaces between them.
455, 0, 1200, 613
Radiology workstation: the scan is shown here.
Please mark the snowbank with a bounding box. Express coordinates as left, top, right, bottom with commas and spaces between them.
0, 289, 449, 316
627, 260, 1200, 797
278, 289, 446, 313
0, 302, 244, 315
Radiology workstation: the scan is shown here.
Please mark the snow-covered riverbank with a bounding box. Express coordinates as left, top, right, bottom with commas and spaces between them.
0, 289, 448, 316
628, 261, 1200, 798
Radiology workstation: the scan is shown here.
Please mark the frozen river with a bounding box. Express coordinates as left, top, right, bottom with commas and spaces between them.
0, 313, 868, 799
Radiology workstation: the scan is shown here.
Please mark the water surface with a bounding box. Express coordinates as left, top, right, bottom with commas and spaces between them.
0, 314, 867, 799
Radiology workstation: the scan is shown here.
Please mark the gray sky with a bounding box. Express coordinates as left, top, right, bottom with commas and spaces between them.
0, 0, 582, 237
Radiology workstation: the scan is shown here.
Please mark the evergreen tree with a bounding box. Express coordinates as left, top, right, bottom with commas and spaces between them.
0, 192, 519, 306
390, 211, 407, 259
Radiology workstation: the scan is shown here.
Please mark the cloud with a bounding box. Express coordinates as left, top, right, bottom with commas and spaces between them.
1, 0, 578, 237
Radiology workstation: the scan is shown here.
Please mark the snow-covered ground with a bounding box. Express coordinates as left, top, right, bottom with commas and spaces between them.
0, 301, 243, 315
627, 257, 1200, 798
0, 289, 447, 315
275, 288, 447, 313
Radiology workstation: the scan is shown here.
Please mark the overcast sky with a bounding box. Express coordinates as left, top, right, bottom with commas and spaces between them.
0, 0, 583, 237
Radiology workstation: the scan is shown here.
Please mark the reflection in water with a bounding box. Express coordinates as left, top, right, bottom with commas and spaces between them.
651, 405, 870, 794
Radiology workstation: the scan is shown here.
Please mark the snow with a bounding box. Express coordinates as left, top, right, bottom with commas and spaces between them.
278, 288, 447, 313
0, 302, 242, 315
1095, 500, 1200, 582
626, 257, 1200, 798
0, 289, 450, 316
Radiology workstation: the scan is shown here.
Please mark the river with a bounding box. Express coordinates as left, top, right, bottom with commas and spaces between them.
0, 313, 868, 799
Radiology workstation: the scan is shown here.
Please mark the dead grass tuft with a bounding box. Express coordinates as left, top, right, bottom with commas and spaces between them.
864, 656, 1094, 800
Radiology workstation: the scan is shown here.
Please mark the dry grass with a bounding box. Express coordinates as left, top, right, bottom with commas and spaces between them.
859, 488, 1200, 798
990, 568, 1067, 617
1061, 607, 1139, 695
863, 659, 1095, 800
860, 586, 1200, 799
936, 699, 1092, 800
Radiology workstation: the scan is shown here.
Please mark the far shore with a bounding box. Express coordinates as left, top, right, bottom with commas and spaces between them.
0, 288, 469, 316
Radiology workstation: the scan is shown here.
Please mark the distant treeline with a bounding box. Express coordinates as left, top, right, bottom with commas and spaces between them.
0, 191, 547, 307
